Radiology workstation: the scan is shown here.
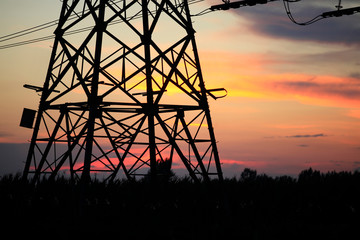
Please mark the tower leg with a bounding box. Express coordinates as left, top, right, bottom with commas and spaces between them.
142, 0, 157, 182
22, 1, 67, 182
81, 0, 106, 183
184, 0, 223, 181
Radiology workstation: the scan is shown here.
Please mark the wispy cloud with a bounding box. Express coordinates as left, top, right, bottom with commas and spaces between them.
349, 72, 360, 79
264, 133, 327, 139
0, 131, 11, 138
202, 48, 360, 107
298, 144, 309, 147
271, 76, 360, 101
286, 133, 327, 138
228, 74, 360, 107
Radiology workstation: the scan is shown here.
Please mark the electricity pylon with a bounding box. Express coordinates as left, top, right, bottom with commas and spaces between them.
22, 0, 224, 183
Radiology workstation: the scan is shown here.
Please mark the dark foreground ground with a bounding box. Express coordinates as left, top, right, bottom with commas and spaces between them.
1, 169, 360, 240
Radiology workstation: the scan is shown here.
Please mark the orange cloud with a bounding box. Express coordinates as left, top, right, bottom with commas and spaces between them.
266, 75, 360, 106
347, 109, 360, 119
199, 49, 360, 108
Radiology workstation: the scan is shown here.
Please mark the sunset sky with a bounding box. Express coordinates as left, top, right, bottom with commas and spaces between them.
0, 0, 359, 177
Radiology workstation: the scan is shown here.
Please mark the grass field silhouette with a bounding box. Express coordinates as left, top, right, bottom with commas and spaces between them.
1, 168, 359, 239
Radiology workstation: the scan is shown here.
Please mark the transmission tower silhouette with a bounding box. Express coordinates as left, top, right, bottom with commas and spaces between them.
22, 0, 224, 183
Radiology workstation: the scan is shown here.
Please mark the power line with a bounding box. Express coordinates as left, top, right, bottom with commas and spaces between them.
210, 0, 278, 11
0, 0, 153, 50
322, 6, 360, 18
1, 0, 359, 50
282, 0, 324, 26
0, 20, 58, 43
208, 0, 360, 25
0, 0, 204, 50
0, 0, 126, 45
191, 8, 213, 16
283, 0, 360, 26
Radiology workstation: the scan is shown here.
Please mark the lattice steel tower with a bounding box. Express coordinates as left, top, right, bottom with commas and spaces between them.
22, 0, 223, 182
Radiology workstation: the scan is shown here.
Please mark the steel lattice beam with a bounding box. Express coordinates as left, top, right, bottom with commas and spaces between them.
23, 0, 223, 183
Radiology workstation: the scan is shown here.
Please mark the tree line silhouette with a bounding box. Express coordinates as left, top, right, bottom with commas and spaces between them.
1, 168, 359, 239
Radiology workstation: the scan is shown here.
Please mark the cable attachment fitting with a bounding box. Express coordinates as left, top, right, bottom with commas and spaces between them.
336, 0, 343, 11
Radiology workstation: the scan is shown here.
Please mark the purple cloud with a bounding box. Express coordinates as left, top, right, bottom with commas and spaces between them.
286, 133, 327, 138
231, 1, 360, 45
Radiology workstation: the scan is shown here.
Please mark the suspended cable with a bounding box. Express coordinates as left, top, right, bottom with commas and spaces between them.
282, 0, 324, 26
0, 20, 58, 42
207, 0, 359, 26
0, 0, 204, 50
0, 36, 55, 50
191, 8, 212, 16
0, 0, 126, 43
1, 0, 359, 50
0, 0, 125, 48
